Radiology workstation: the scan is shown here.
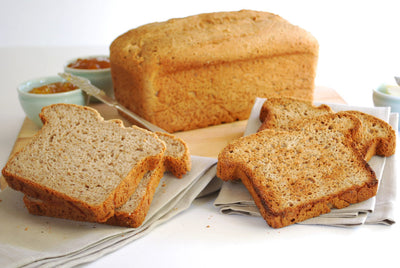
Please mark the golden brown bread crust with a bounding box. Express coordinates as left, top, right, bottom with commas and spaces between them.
110, 10, 319, 132
217, 129, 378, 228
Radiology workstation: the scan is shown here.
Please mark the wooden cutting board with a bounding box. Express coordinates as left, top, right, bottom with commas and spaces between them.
1, 86, 345, 190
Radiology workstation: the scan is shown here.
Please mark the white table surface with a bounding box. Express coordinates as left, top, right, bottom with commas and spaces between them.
1, 1, 400, 267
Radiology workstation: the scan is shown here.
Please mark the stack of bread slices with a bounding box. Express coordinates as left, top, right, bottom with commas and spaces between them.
2, 103, 191, 228
217, 97, 396, 228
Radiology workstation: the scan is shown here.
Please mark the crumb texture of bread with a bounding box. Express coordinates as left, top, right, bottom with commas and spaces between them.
110, 10, 319, 132
217, 129, 378, 228
2, 103, 166, 222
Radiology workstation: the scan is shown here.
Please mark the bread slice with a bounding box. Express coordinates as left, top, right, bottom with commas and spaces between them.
290, 111, 363, 144
258, 97, 333, 131
258, 97, 396, 161
23, 131, 191, 227
217, 129, 378, 228
344, 110, 396, 161
2, 104, 166, 222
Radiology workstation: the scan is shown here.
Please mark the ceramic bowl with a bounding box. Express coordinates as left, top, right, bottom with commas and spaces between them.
64, 55, 113, 100
17, 76, 86, 126
373, 84, 400, 116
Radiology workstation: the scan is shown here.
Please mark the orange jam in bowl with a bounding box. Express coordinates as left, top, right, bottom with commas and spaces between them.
64, 55, 113, 100
67, 56, 110, 70
29, 82, 79, 94
18, 76, 86, 127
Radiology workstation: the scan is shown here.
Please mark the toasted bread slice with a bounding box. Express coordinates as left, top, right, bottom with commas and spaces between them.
23, 131, 191, 227
217, 129, 378, 228
258, 97, 333, 131
258, 98, 396, 161
2, 104, 166, 222
288, 111, 363, 144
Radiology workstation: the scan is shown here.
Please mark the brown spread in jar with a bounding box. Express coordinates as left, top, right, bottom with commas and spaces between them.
29, 82, 78, 94
67, 57, 110, 69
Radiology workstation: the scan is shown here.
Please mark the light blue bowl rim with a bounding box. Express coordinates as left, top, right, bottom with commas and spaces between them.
64, 55, 111, 74
372, 86, 400, 101
17, 76, 84, 98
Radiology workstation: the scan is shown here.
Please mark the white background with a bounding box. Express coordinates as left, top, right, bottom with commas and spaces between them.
0, 1, 399, 267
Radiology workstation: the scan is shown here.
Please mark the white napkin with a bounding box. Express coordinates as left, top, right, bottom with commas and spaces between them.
0, 156, 217, 268
214, 97, 398, 227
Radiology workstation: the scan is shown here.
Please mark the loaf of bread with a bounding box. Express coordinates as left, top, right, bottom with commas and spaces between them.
217, 128, 378, 228
2, 104, 166, 222
110, 10, 319, 132
258, 97, 396, 161
23, 131, 191, 227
